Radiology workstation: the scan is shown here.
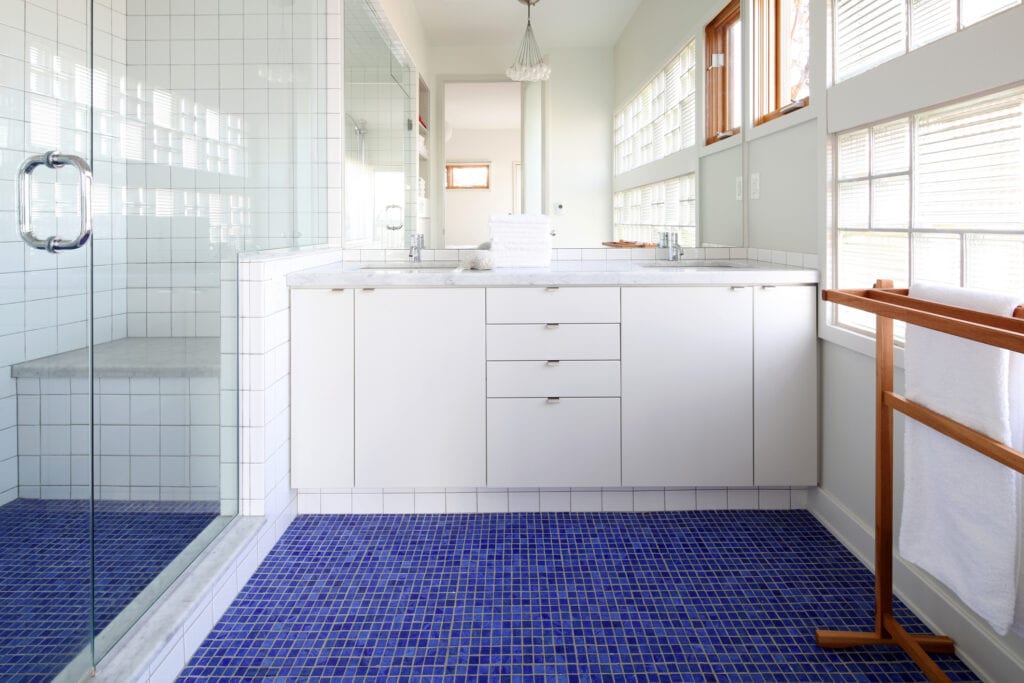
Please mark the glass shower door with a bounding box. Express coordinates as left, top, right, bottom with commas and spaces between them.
0, 1, 96, 680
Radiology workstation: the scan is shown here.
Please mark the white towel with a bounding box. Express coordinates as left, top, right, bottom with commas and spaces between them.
898, 281, 1024, 635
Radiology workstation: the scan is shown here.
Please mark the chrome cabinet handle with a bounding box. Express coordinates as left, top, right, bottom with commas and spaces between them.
17, 151, 93, 253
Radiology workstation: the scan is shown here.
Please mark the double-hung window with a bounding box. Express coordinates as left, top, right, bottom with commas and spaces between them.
753, 0, 810, 125
705, 0, 742, 144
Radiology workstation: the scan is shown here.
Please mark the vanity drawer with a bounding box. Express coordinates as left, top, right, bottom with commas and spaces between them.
487, 398, 621, 487
487, 361, 620, 397
486, 324, 620, 360
487, 287, 620, 324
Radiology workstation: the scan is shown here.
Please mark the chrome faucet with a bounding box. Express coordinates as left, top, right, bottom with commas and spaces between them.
409, 233, 424, 262
658, 231, 681, 261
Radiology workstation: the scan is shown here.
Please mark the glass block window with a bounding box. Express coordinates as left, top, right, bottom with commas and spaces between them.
833, 85, 1024, 334
613, 174, 697, 246
614, 40, 697, 175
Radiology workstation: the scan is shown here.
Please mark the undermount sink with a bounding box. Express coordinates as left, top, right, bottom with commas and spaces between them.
643, 259, 751, 270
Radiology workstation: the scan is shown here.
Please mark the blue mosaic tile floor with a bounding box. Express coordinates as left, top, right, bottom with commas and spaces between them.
180, 511, 979, 682
0, 498, 219, 682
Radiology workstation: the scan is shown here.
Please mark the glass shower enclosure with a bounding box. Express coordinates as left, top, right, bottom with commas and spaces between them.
0, 0, 330, 678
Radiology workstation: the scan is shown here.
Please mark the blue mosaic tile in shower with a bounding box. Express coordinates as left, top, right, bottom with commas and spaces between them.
180, 510, 979, 682
0, 498, 219, 682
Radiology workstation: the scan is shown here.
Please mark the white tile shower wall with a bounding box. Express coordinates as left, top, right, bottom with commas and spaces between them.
0, 0, 129, 501
238, 247, 342, 519
16, 375, 219, 502
123, 0, 342, 338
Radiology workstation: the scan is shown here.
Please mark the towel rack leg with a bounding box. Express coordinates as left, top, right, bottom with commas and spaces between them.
815, 280, 956, 683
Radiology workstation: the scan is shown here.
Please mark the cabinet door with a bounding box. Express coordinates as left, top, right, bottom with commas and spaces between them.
622, 287, 754, 486
487, 398, 621, 487
354, 288, 486, 487
754, 285, 818, 486
290, 288, 354, 489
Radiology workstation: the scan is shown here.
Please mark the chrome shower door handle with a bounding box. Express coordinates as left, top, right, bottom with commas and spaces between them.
17, 151, 94, 253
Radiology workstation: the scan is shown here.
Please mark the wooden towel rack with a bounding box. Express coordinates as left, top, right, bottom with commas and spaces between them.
818, 280, 1024, 682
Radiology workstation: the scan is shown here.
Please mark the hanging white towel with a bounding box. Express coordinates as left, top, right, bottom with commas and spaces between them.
898, 281, 1024, 636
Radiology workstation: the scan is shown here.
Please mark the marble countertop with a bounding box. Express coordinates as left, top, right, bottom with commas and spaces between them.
286, 259, 820, 288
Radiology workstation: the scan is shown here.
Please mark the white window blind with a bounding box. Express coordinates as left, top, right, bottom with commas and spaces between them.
613, 174, 697, 246
833, 0, 1022, 82
614, 40, 696, 175
833, 85, 1024, 334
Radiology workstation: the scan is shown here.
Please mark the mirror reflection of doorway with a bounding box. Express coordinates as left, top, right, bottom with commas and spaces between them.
443, 82, 523, 248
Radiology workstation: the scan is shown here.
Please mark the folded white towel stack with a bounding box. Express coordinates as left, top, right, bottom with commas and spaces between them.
489, 214, 552, 267
898, 281, 1024, 635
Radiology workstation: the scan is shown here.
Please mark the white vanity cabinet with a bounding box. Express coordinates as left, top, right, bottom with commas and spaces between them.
486, 287, 622, 487
291, 288, 355, 489
354, 288, 486, 487
621, 285, 818, 487
622, 287, 755, 486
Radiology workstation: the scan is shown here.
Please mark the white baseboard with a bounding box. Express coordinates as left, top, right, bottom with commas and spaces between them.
808, 487, 1024, 683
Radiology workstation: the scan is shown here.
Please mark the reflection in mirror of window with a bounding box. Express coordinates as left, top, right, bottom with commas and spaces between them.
613, 40, 697, 175
446, 163, 492, 190
613, 174, 697, 247
754, 0, 810, 126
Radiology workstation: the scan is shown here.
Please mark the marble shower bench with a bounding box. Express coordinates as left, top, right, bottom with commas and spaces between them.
11, 337, 219, 378
11, 337, 223, 503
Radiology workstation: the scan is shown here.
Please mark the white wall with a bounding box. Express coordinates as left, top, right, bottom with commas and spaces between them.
428, 44, 614, 248
444, 128, 520, 247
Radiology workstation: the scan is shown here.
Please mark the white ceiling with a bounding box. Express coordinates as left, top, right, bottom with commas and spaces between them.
411, 0, 643, 48
445, 81, 522, 130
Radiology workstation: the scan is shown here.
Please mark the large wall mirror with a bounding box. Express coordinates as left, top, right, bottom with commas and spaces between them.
439, 79, 544, 249
343, 0, 416, 249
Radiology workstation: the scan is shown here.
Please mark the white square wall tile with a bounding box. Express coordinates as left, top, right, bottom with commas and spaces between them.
508, 490, 540, 512
695, 489, 727, 510
352, 493, 383, 514
602, 490, 633, 511
321, 493, 352, 514
414, 492, 445, 514
727, 488, 758, 510
633, 489, 665, 512
539, 490, 570, 512
569, 490, 602, 512
757, 488, 791, 510
445, 492, 477, 513
477, 491, 508, 513
665, 489, 696, 511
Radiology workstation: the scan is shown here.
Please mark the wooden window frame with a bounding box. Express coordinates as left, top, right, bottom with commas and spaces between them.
445, 163, 491, 190
705, 0, 742, 146
754, 0, 809, 127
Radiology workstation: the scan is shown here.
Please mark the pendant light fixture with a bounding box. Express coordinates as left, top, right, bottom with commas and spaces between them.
506, 0, 550, 82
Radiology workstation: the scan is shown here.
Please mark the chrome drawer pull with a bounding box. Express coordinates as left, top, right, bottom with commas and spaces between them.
545, 323, 560, 329
546, 397, 560, 404
546, 360, 560, 366
545, 286, 559, 292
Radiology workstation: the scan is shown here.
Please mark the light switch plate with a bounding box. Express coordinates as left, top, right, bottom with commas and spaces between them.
750, 172, 760, 200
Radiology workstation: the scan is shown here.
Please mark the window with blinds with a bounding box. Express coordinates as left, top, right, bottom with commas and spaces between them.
613, 174, 697, 246
833, 0, 1021, 82
613, 40, 696, 175
833, 85, 1024, 334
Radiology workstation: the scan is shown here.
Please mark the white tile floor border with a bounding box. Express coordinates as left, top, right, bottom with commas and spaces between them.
298, 486, 810, 514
